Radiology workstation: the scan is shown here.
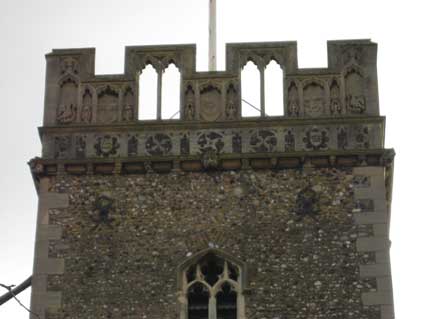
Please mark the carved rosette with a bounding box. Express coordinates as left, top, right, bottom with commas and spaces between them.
94, 135, 120, 158
145, 133, 173, 156
197, 131, 224, 154
249, 130, 277, 153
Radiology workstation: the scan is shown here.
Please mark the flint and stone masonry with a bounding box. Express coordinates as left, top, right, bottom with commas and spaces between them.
29, 39, 395, 319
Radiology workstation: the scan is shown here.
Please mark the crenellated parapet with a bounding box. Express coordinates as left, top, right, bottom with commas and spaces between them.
39, 39, 384, 169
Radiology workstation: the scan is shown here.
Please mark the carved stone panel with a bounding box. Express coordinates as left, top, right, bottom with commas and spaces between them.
75, 135, 87, 159
97, 86, 119, 124
94, 135, 120, 158
145, 133, 173, 156
353, 126, 370, 149
345, 68, 366, 114
232, 132, 242, 153
54, 136, 71, 159
122, 88, 135, 122
329, 80, 342, 115
197, 131, 224, 154
184, 85, 196, 121
128, 135, 139, 157
57, 78, 78, 124
337, 127, 348, 150
180, 133, 190, 155
200, 85, 222, 121
283, 129, 295, 152
303, 82, 325, 117
249, 130, 277, 153
60, 57, 79, 75
225, 84, 238, 120
81, 88, 93, 124
287, 82, 300, 117
303, 127, 330, 151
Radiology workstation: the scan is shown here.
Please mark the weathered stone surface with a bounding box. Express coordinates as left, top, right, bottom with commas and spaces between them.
41, 168, 383, 319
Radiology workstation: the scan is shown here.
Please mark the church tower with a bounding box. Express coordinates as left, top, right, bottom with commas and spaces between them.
29, 39, 395, 319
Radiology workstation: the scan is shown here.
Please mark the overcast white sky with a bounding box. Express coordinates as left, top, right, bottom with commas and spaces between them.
1, 0, 424, 318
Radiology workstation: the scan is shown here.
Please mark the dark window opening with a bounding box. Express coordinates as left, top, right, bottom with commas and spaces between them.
188, 283, 209, 319
216, 282, 237, 319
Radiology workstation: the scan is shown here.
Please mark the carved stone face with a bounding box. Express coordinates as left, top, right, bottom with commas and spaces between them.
309, 129, 323, 147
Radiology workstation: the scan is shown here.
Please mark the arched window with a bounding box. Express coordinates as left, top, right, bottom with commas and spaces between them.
138, 64, 158, 120
265, 60, 284, 116
241, 61, 261, 117
162, 63, 181, 119
179, 250, 245, 319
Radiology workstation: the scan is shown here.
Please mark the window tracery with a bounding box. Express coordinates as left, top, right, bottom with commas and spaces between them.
180, 251, 245, 319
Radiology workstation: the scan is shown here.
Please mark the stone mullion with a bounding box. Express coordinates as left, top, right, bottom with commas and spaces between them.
157, 67, 163, 120
209, 295, 217, 319
259, 65, 266, 117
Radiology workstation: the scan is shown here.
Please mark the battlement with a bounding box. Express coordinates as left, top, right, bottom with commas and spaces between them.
44, 39, 378, 124
35, 39, 387, 175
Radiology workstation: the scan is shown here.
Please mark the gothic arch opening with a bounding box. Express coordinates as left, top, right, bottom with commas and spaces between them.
265, 60, 284, 116
179, 250, 245, 319
138, 64, 158, 120
216, 282, 237, 319
188, 282, 210, 319
162, 63, 181, 119
241, 61, 261, 117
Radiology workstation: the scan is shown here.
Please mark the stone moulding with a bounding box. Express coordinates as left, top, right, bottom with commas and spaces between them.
28, 149, 395, 190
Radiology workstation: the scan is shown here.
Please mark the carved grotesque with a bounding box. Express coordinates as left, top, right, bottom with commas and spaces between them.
303, 127, 329, 151
201, 149, 219, 170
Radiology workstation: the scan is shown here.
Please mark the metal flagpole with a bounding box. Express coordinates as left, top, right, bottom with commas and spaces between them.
209, 0, 217, 71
